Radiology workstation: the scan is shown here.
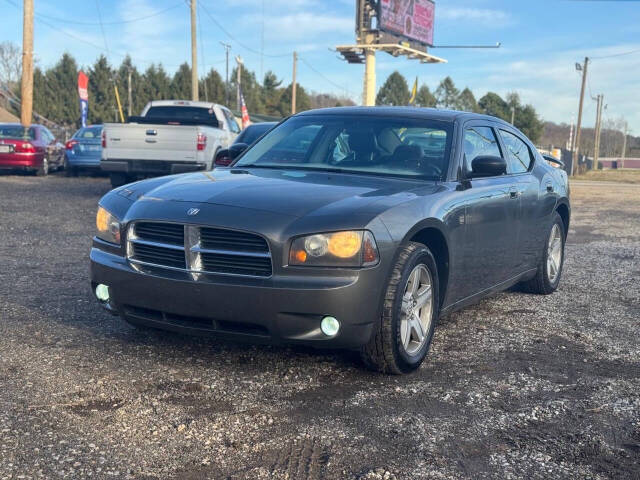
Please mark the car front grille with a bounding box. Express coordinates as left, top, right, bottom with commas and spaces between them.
127, 221, 272, 277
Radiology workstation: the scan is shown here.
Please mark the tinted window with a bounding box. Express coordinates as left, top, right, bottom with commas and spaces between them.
235, 115, 453, 180
499, 130, 533, 173
145, 106, 219, 126
0, 126, 36, 140
76, 126, 103, 139
463, 126, 501, 171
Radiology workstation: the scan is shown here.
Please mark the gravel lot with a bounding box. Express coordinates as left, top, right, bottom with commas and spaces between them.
0, 174, 638, 479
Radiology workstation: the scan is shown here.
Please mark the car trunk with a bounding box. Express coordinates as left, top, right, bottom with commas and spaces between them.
103, 123, 199, 162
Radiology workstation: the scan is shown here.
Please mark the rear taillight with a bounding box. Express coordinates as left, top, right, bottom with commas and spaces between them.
197, 132, 207, 151
15, 142, 36, 153
101, 130, 106, 148
65, 140, 78, 150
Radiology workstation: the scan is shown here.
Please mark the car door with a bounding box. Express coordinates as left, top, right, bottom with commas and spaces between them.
457, 122, 520, 300
497, 128, 539, 273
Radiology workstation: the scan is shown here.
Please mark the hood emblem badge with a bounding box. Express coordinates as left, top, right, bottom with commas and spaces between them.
187, 208, 200, 216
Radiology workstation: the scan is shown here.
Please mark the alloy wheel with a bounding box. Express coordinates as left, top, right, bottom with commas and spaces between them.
547, 224, 562, 284
400, 264, 433, 356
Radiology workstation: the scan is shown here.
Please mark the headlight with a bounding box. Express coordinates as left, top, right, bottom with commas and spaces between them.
96, 206, 121, 244
289, 230, 379, 267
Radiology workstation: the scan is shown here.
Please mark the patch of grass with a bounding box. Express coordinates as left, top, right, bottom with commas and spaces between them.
572, 169, 640, 184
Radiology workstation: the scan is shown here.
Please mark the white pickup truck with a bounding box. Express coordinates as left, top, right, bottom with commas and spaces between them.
101, 100, 240, 187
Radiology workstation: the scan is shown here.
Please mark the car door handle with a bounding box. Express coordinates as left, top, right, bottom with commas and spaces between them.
509, 187, 519, 199
546, 183, 554, 193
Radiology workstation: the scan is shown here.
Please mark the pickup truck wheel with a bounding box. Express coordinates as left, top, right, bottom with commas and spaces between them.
35, 158, 49, 176
110, 173, 130, 188
361, 242, 439, 374
520, 212, 565, 294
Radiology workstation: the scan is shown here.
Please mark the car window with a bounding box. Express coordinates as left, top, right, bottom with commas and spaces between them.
0, 126, 36, 140
463, 127, 502, 172
235, 115, 454, 180
223, 110, 241, 134
78, 126, 102, 139
499, 129, 533, 174
145, 106, 220, 127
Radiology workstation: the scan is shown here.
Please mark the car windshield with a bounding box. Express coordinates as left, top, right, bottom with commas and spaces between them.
0, 126, 36, 140
75, 126, 103, 139
234, 115, 453, 180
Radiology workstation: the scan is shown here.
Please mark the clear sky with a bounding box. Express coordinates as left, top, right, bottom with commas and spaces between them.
2, 0, 640, 133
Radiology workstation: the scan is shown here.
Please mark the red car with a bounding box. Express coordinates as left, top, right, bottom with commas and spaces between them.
0, 123, 64, 176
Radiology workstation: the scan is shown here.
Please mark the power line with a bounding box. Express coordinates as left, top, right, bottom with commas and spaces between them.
299, 57, 353, 96
23, 1, 184, 26
198, 2, 289, 58
591, 47, 640, 60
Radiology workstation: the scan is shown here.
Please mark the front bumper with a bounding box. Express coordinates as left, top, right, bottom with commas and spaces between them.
90, 246, 383, 349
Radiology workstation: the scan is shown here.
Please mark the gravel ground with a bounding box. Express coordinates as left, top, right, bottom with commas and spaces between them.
0, 174, 638, 480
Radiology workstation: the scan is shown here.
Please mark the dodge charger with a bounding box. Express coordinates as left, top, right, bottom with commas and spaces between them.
90, 107, 570, 374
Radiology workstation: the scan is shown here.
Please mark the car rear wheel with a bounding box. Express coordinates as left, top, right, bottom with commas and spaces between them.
35, 158, 49, 176
361, 242, 439, 374
520, 212, 565, 294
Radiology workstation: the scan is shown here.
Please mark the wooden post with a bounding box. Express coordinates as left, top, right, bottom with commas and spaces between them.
572, 57, 588, 176
190, 0, 198, 101
20, 0, 34, 127
291, 51, 297, 114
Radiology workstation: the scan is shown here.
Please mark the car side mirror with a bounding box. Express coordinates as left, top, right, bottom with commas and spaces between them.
471, 155, 507, 177
214, 143, 249, 167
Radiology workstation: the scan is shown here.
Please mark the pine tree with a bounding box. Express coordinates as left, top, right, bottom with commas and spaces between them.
88, 55, 115, 124
376, 71, 410, 106
434, 76, 460, 110
231, 65, 265, 113
170, 63, 192, 99
262, 70, 282, 116
458, 87, 479, 113
116, 56, 145, 116
277, 82, 311, 116
200, 68, 226, 105
478, 92, 510, 120
142, 64, 171, 102
415, 85, 436, 107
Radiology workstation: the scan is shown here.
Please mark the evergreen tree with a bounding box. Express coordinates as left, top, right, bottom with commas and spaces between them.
142, 64, 171, 102
116, 56, 145, 117
415, 85, 436, 107
277, 83, 311, 116
170, 62, 192, 99
376, 71, 410, 106
88, 55, 115, 124
262, 70, 282, 116
458, 87, 479, 113
231, 65, 265, 113
42, 53, 80, 125
200, 68, 226, 105
434, 76, 460, 109
478, 92, 510, 120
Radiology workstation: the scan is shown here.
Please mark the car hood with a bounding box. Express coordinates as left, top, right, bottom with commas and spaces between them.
128, 168, 438, 218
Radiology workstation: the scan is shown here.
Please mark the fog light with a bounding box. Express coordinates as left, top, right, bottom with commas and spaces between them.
95, 284, 110, 302
320, 316, 340, 337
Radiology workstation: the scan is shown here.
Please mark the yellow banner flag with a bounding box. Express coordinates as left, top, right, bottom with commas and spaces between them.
409, 77, 418, 105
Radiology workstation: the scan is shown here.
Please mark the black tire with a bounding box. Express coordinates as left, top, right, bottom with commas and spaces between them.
110, 173, 130, 188
520, 212, 565, 294
35, 158, 49, 176
361, 242, 440, 374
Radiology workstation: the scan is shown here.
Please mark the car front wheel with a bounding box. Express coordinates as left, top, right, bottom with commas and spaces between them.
361, 242, 439, 374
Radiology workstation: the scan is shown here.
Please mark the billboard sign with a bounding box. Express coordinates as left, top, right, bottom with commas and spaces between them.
378, 0, 435, 47
77, 71, 89, 127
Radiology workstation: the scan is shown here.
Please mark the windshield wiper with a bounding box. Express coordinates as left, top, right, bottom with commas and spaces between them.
239, 164, 348, 174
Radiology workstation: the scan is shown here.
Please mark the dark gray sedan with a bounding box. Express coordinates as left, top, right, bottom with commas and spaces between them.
90, 107, 570, 374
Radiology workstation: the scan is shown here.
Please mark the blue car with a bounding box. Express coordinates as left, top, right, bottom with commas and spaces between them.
64, 125, 103, 176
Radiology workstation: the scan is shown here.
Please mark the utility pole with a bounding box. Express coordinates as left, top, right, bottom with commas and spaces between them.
20, 0, 34, 128
593, 94, 602, 170
572, 57, 589, 176
510, 106, 515, 125
220, 42, 231, 107
190, 0, 198, 101
620, 122, 628, 169
127, 69, 133, 118
236, 56, 243, 111
291, 51, 298, 114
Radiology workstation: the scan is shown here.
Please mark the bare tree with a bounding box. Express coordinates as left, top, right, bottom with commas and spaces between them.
0, 41, 22, 89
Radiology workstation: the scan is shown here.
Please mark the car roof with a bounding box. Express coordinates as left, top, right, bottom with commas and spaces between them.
295, 106, 511, 126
